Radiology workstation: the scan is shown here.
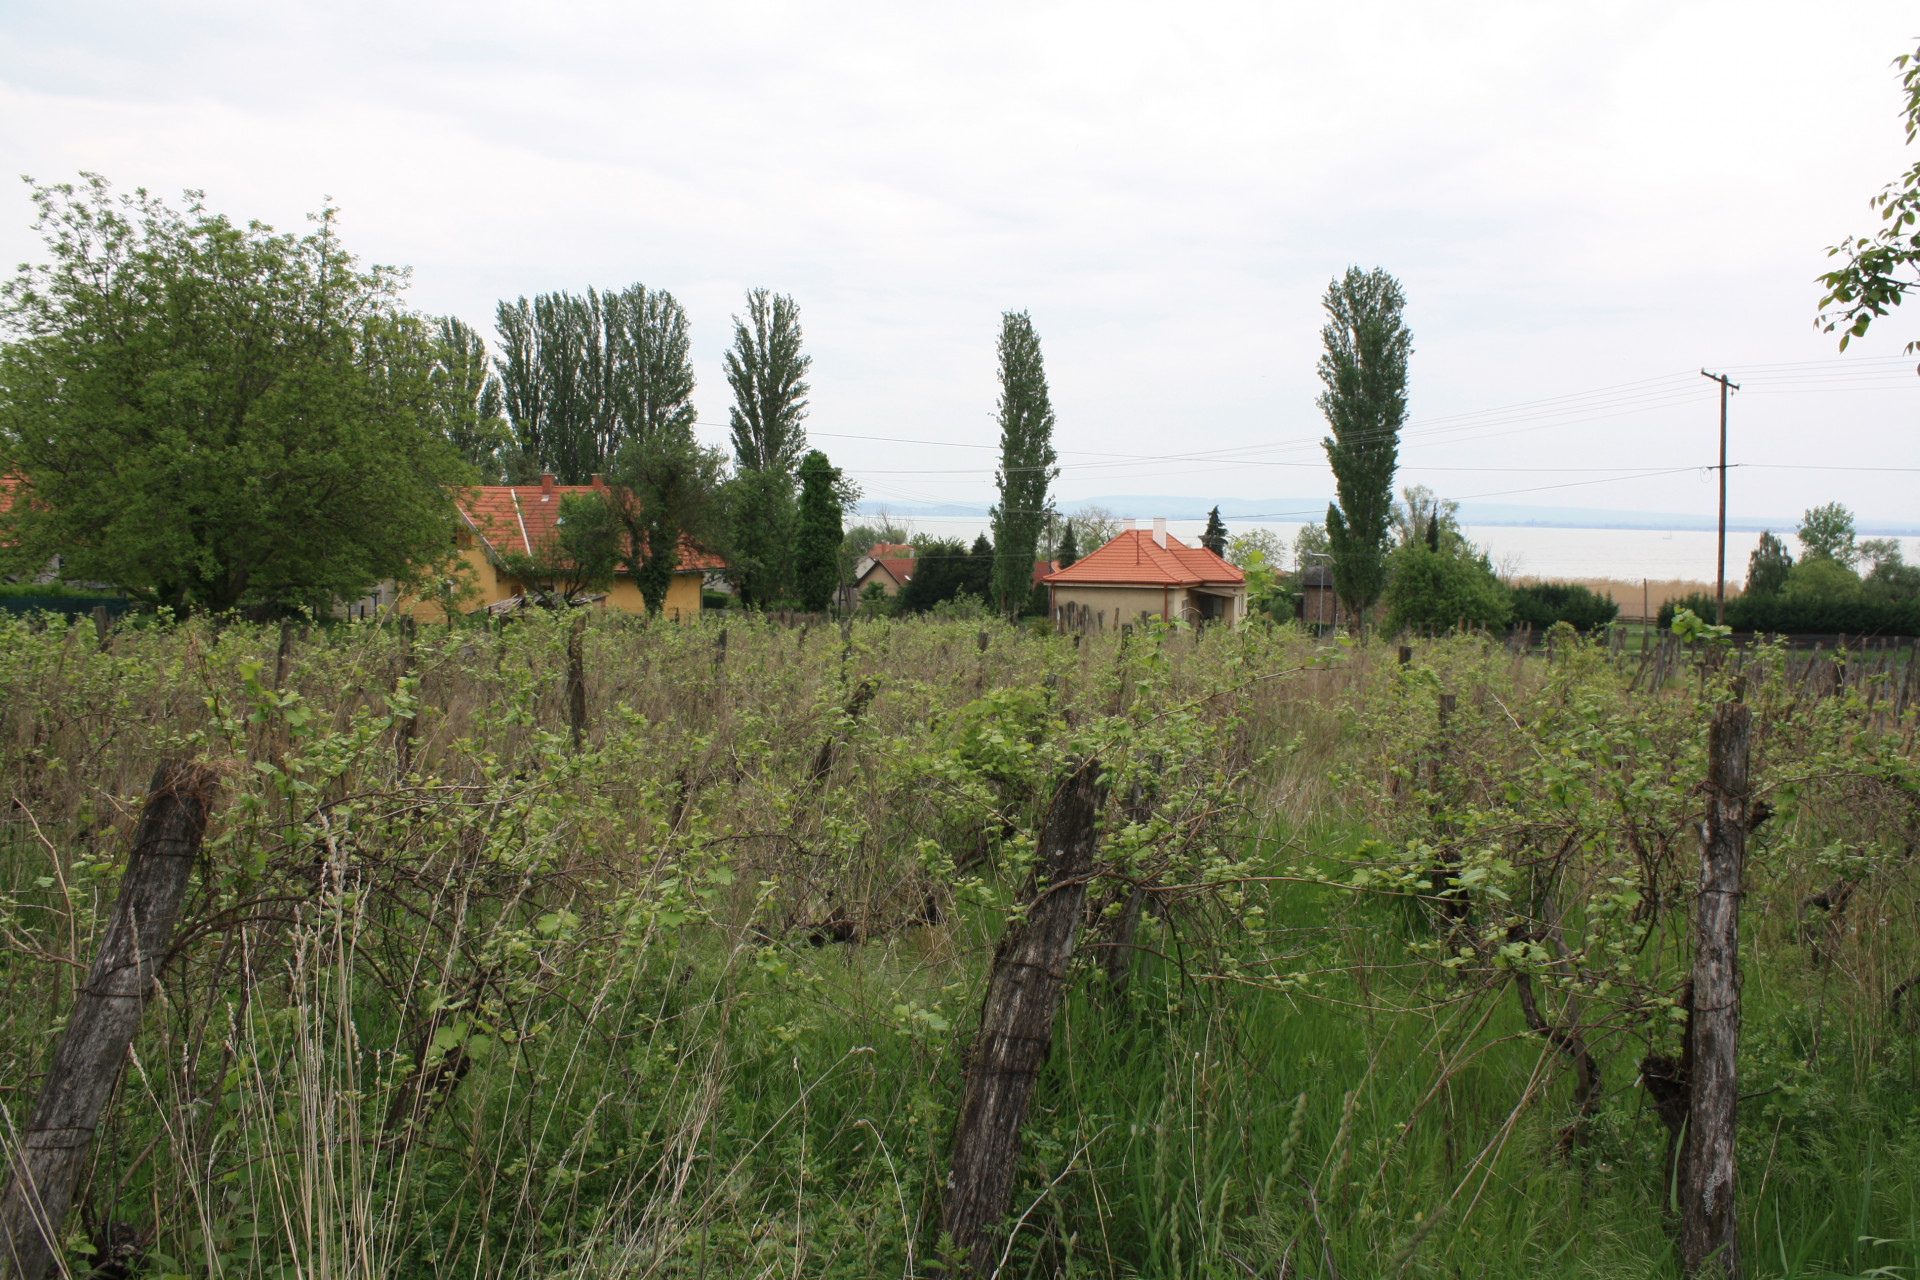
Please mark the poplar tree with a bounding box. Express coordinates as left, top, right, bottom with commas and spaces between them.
723, 289, 812, 607
1318, 267, 1412, 626
988, 311, 1059, 617
492, 284, 697, 483
429, 317, 509, 476
725, 289, 811, 476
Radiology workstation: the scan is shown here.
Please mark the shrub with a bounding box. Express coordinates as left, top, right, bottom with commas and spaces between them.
1382, 545, 1510, 634
1510, 582, 1619, 632
1658, 589, 1920, 636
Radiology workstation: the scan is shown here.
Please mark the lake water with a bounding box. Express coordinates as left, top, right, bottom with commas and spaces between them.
1166, 521, 1920, 584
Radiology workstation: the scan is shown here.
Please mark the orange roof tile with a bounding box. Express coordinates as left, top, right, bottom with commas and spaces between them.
457, 477, 725, 573
860, 557, 914, 588
1043, 530, 1243, 588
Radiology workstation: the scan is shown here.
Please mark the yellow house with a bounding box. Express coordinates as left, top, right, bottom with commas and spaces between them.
409, 473, 724, 622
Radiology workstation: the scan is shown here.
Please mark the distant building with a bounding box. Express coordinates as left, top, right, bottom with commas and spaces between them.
1296, 563, 1337, 630
852, 543, 916, 598
1042, 520, 1246, 628
409, 473, 725, 621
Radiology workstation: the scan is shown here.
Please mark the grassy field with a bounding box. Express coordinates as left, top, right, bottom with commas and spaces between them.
0, 611, 1914, 1278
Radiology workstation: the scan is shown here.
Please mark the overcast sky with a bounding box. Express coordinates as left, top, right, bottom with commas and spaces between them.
4, 0, 1917, 528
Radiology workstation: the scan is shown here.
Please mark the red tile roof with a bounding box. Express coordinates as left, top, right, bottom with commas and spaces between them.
861, 557, 914, 588
868, 542, 914, 559
457, 477, 725, 572
1043, 530, 1243, 588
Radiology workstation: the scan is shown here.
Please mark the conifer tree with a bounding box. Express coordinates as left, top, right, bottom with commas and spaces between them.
989, 311, 1059, 617
794, 450, 851, 613
1319, 267, 1412, 626
1057, 521, 1080, 569
1200, 506, 1227, 557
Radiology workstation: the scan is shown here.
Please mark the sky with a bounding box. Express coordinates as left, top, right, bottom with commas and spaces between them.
3, 0, 1918, 535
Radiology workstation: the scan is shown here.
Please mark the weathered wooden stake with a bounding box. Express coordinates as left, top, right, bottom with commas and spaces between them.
0, 761, 219, 1280
1678, 696, 1750, 1279
90, 605, 110, 649
395, 618, 418, 775
942, 759, 1105, 1274
565, 612, 587, 751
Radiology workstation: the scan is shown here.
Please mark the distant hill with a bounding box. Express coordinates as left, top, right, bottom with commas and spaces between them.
856, 495, 1920, 537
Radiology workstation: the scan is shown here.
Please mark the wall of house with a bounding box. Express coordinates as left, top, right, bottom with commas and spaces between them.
405, 549, 704, 622
1179, 588, 1247, 625
1050, 585, 1176, 627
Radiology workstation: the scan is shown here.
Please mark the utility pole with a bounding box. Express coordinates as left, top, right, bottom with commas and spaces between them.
1701, 370, 1740, 626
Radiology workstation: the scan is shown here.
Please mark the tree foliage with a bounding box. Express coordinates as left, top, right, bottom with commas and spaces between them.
1797, 501, 1858, 565
429, 316, 508, 476
497, 492, 623, 606
721, 467, 796, 610
1381, 542, 1509, 634
989, 311, 1059, 617
898, 535, 992, 614
0, 176, 468, 615
1818, 40, 1920, 360
794, 450, 852, 613
492, 284, 696, 484
1747, 530, 1794, 595
725, 289, 811, 477
1509, 582, 1618, 632
1199, 506, 1227, 557
1056, 521, 1080, 569
1318, 267, 1412, 624
606, 434, 727, 615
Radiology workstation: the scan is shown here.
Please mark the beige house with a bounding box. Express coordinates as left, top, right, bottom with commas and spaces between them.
1043, 520, 1246, 629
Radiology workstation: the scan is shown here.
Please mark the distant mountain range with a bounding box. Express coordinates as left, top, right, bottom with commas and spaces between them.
854, 495, 1920, 537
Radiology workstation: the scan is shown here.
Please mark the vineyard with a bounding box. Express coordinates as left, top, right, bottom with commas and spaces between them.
0, 612, 1915, 1278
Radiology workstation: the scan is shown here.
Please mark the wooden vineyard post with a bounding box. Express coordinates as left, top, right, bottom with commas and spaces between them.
565, 612, 588, 751
0, 761, 219, 1280
1679, 695, 1751, 1279
395, 617, 418, 776
942, 759, 1106, 1275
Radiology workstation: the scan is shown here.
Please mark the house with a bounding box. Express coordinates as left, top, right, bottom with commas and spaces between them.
410, 473, 725, 621
1042, 519, 1246, 629
852, 543, 916, 596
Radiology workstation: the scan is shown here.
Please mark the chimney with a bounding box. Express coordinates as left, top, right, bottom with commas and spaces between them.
540, 473, 556, 494
1123, 517, 1136, 532
590, 473, 605, 490
1152, 517, 1167, 549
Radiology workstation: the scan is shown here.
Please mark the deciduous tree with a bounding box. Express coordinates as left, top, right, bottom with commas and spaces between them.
607, 433, 727, 614
989, 311, 1059, 618
725, 289, 811, 477
1746, 531, 1793, 595
493, 284, 696, 484
0, 177, 468, 615
1797, 502, 1858, 565
1818, 40, 1920, 362
430, 316, 508, 476
1318, 267, 1412, 627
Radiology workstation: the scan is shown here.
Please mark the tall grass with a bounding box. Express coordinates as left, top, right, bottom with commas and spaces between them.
0, 612, 1914, 1277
